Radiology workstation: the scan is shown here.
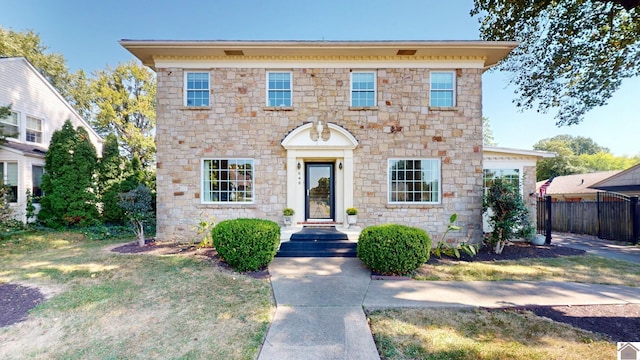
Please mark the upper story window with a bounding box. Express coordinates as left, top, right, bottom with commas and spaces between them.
26, 116, 43, 143
202, 158, 254, 204
388, 159, 441, 204
185, 72, 210, 106
351, 72, 376, 107
0, 162, 18, 203
267, 72, 292, 107
430, 71, 455, 107
0, 111, 19, 138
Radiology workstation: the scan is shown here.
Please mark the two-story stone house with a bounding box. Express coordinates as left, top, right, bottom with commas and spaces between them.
121, 40, 518, 243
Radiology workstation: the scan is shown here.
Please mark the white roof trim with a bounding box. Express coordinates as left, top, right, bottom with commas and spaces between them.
483, 146, 556, 159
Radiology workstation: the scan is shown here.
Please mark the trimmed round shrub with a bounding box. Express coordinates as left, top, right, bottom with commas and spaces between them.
356, 224, 431, 275
212, 218, 280, 272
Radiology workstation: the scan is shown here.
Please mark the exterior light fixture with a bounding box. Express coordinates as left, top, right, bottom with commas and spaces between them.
339, 161, 343, 170
297, 162, 301, 170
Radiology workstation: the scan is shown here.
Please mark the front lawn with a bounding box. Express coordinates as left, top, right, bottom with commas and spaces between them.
0, 231, 273, 359
369, 308, 613, 360
415, 254, 640, 287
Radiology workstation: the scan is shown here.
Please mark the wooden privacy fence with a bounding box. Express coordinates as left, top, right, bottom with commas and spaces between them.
537, 192, 639, 244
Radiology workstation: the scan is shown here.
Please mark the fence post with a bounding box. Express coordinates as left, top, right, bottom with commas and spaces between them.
632, 196, 639, 245
545, 195, 552, 245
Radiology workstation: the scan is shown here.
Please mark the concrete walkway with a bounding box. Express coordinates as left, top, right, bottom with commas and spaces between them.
258, 258, 379, 360
258, 256, 640, 360
551, 232, 640, 264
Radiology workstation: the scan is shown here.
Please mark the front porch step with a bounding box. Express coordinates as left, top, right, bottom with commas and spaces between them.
276, 240, 357, 257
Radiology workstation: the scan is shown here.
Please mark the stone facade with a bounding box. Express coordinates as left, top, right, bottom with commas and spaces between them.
155, 65, 484, 243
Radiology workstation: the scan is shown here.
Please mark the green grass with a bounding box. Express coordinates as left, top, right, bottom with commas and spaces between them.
369, 308, 613, 360
0, 231, 273, 360
415, 254, 640, 286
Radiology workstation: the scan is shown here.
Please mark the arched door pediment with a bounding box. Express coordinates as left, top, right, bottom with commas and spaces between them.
281, 122, 358, 150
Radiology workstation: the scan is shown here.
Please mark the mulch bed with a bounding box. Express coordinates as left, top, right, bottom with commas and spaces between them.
0, 283, 45, 327
2, 240, 637, 342
427, 241, 586, 264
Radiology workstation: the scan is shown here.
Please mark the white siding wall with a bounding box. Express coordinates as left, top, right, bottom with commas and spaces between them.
0, 58, 102, 152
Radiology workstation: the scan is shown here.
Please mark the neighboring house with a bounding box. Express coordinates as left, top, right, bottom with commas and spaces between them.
589, 163, 640, 197
483, 146, 555, 232
121, 40, 518, 243
536, 171, 621, 202
0, 57, 103, 221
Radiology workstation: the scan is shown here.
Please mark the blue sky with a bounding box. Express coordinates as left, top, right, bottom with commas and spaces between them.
2, 0, 638, 156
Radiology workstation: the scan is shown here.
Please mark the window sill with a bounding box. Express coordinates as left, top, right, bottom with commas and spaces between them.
349, 106, 378, 111
197, 203, 256, 208
264, 106, 294, 111
428, 106, 461, 112
180, 106, 212, 111
386, 203, 441, 208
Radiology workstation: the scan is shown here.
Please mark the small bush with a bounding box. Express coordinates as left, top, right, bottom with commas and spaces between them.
212, 218, 280, 272
357, 224, 431, 275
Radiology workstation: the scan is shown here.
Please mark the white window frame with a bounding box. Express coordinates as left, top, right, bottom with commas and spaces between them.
266, 71, 293, 107
184, 71, 210, 107
0, 161, 18, 203
0, 111, 20, 139
350, 71, 377, 107
26, 115, 43, 143
201, 158, 254, 204
483, 168, 523, 196
388, 158, 441, 204
429, 71, 456, 107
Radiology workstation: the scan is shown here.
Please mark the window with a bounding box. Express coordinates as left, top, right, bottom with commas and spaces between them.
351, 72, 376, 107
267, 72, 292, 107
483, 169, 520, 196
0, 112, 19, 138
389, 159, 440, 203
0, 162, 18, 202
202, 159, 253, 203
32, 165, 44, 203
430, 71, 455, 107
26, 116, 43, 143
185, 72, 210, 106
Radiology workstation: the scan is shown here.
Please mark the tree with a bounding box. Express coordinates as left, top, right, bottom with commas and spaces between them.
98, 134, 149, 224
38, 120, 99, 227
482, 117, 496, 146
483, 178, 534, 254
534, 141, 579, 180
0, 27, 92, 117
119, 184, 154, 246
92, 61, 156, 167
576, 152, 640, 171
97, 134, 126, 223
472, 1, 640, 125
533, 134, 636, 180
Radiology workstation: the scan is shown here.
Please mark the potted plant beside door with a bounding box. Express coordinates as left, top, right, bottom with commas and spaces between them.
346, 207, 358, 228
283, 208, 295, 227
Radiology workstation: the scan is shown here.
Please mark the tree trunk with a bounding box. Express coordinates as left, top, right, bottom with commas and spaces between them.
137, 220, 145, 246
495, 241, 505, 254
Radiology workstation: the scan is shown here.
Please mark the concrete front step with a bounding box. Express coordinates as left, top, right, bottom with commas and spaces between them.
277, 241, 357, 257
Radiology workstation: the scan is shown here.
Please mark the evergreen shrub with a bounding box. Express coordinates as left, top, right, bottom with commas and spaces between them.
357, 224, 431, 275
212, 218, 280, 272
